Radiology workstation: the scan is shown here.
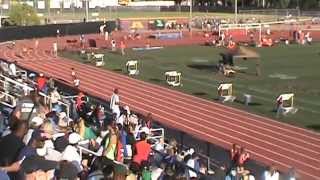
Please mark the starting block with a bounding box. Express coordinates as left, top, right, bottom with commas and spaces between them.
218, 83, 236, 103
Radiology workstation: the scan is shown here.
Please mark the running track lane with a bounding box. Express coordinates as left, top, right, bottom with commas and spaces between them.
1, 37, 320, 180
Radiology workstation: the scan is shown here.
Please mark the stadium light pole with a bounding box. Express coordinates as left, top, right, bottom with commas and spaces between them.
189, 0, 192, 36
0, 4, 2, 28
85, 0, 89, 22
235, 0, 238, 24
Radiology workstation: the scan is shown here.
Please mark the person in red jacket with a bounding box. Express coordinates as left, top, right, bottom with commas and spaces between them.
133, 132, 151, 165
36, 73, 48, 94
76, 92, 85, 111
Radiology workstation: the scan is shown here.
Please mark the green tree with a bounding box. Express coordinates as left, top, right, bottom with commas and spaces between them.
8, 3, 40, 26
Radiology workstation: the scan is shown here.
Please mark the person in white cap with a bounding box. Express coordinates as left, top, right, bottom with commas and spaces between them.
23, 116, 44, 145
61, 133, 82, 169
109, 88, 120, 120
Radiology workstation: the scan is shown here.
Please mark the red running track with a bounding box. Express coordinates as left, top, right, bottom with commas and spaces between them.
0, 36, 319, 180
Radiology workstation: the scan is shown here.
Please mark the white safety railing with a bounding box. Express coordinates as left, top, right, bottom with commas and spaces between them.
218, 18, 312, 41
0, 75, 33, 97
77, 145, 129, 171
0, 91, 17, 108
0, 74, 70, 117
135, 128, 164, 142
61, 95, 79, 99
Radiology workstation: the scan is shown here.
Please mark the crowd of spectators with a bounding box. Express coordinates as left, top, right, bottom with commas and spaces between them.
0, 61, 297, 180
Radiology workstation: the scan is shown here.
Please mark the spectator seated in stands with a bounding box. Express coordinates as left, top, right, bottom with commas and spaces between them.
186, 149, 200, 179
49, 87, 61, 113
263, 165, 280, 180
0, 69, 269, 180
237, 147, 250, 167
8, 61, 18, 79
103, 123, 118, 161
133, 132, 151, 165
230, 143, 240, 168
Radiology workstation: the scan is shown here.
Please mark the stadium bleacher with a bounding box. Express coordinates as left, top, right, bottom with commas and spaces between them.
0, 59, 293, 180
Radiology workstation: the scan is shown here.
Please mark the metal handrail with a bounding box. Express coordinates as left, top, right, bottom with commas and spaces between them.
0, 91, 16, 108
0, 74, 33, 91
135, 128, 164, 142
77, 145, 129, 170
0, 74, 70, 117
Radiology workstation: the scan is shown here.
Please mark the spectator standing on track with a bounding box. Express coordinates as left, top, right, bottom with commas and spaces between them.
53, 42, 58, 57
34, 39, 39, 51
73, 76, 80, 89
276, 95, 284, 118
71, 68, 76, 80
111, 39, 116, 52
99, 24, 106, 35
80, 34, 85, 49
120, 41, 126, 56
104, 31, 109, 41
220, 32, 226, 46
110, 88, 120, 120
56, 29, 60, 38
